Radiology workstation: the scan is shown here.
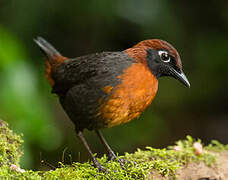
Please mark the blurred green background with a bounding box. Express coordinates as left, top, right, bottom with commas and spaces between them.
0, 0, 228, 170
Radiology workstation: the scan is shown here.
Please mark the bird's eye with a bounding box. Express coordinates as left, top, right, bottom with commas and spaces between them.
158, 51, 170, 63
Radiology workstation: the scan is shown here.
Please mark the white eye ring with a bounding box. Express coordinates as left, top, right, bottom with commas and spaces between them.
158, 50, 170, 63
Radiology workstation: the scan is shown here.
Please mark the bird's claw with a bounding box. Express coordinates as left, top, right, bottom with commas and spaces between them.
107, 152, 136, 169
107, 152, 117, 162
118, 158, 136, 168
97, 165, 106, 173
94, 161, 107, 173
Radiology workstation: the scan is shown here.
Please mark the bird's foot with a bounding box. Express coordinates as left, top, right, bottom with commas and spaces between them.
94, 160, 106, 173
107, 151, 117, 162
107, 152, 136, 168
117, 158, 136, 168
97, 165, 106, 173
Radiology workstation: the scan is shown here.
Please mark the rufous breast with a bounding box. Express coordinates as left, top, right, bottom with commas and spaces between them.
98, 62, 158, 128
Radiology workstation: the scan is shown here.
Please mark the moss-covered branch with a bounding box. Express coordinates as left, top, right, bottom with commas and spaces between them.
1, 119, 228, 179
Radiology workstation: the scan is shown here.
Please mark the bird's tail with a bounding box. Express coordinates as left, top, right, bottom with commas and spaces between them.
34, 37, 67, 86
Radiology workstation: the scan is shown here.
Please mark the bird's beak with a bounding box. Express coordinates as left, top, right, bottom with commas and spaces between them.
171, 69, 190, 88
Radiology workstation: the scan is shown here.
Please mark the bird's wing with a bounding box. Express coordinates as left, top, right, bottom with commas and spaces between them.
51, 51, 135, 95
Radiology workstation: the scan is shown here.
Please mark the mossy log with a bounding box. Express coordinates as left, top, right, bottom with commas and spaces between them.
1, 119, 228, 180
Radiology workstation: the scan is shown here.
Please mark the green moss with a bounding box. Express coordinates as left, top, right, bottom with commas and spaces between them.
0, 120, 23, 167
0, 166, 42, 180
205, 140, 228, 152
0, 120, 228, 179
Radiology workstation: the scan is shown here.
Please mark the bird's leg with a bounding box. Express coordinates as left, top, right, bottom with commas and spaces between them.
76, 130, 106, 172
95, 130, 136, 167
95, 130, 117, 161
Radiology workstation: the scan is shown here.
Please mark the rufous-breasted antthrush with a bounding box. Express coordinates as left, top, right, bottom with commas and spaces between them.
34, 37, 190, 171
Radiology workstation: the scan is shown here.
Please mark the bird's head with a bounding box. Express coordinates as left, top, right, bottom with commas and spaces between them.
127, 39, 190, 88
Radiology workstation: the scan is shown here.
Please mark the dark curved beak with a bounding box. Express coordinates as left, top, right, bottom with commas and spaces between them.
171, 69, 190, 88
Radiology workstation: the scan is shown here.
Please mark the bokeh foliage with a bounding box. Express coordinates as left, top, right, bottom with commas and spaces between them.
0, 0, 228, 170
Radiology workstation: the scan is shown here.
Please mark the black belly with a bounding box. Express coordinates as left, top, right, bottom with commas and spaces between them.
59, 83, 108, 131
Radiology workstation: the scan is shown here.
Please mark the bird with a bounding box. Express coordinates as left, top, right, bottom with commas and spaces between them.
34, 37, 190, 171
